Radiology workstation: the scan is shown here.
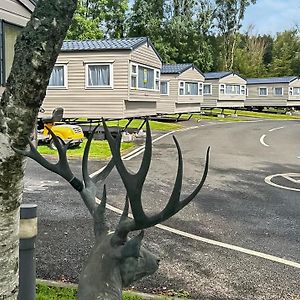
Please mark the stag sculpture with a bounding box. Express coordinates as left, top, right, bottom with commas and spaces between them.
14, 120, 209, 300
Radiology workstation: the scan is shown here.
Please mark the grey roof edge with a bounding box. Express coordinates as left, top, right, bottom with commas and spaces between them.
162, 63, 204, 76
246, 76, 298, 85
144, 38, 163, 63
205, 71, 246, 80
61, 37, 163, 62
18, 0, 36, 13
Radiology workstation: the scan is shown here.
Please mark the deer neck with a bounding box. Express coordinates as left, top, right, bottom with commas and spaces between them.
77, 235, 123, 300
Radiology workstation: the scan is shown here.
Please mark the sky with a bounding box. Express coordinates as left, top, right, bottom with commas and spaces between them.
242, 0, 300, 35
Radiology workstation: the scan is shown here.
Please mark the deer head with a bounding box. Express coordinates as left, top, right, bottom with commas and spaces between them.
13, 120, 209, 300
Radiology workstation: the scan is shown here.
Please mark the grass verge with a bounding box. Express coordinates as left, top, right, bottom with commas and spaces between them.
77, 119, 183, 131
37, 140, 135, 159
36, 284, 170, 300
201, 108, 300, 120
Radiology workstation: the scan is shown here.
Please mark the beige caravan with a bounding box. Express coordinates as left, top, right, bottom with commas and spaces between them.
158, 64, 204, 114
203, 72, 246, 108
0, 0, 34, 91
246, 76, 300, 108
43, 37, 162, 119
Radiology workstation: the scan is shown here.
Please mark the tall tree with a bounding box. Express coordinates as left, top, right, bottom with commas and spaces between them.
128, 0, 164, 38
0, 1, 77, 299
66, 1, 104, 40
233, 28, 267, 77
67, 0, 128, 40
214, 0, 256, 70
270, 30, 300, 77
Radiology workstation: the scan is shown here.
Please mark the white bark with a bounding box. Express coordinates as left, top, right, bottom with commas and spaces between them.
0, 1, 76, 298
0, 208, 20, 300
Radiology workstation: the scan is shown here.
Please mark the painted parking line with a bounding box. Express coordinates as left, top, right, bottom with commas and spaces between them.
269, 126, 284, 132
260, 134, 269, 147
265, 173, 300, 192
98, 200, 300, 270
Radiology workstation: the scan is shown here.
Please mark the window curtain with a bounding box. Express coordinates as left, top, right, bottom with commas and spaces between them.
138, 66, 154, 89
226, 85, 240, 94
204, 85, 211, 94
185, 82, 198, 95
88, 65, 110, 86
160, 82, 168, 94
49, 66, 64, 86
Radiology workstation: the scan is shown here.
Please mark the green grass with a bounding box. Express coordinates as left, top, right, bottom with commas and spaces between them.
36, 284, 170, 300
107, 119, 182, 131
76, 118, 182, 131
38, 139, 135, 159
202, 108, 300, 120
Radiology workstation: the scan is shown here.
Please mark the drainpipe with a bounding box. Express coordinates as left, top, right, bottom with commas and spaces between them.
18, 204, 38, 300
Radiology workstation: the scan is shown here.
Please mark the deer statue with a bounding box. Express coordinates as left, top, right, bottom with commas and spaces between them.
13, 120, 209, 300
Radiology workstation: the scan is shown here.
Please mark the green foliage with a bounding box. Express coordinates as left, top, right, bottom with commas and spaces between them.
269, 30, 300, 76
128, 0, 214, 71
66, 2, 103, 40
67, 0, 128, 40
233, 29, 267, 77
38, 139, 135, 158
214, 0, 257, 70
36, 284, 170, 299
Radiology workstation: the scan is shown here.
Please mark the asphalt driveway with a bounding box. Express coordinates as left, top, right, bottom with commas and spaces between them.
24, 119, 300, 299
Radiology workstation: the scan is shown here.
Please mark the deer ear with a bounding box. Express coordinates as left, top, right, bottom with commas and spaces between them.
121, 230, 144, 258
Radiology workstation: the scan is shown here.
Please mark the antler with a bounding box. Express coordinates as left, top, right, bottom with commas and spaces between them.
13, 125, 116, 236
103, 119, 210, 237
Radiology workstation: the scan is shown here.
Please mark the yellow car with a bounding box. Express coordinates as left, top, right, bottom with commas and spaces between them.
37, 107, 84, 149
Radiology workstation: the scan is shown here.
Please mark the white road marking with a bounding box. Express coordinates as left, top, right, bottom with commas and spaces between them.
90, 126, 195, 177
95, 200, 300, 269
91, 120, 300, 269
269, 126, 284, 132
265, 173, 300, 192
260, 134, 269, 147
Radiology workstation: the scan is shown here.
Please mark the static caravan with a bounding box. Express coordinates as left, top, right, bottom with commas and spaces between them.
0, 0, 34, 93
246, 77, 299, 108
203, 72, 246, 108
158, 64, 204, 114
43, 37, 162, 119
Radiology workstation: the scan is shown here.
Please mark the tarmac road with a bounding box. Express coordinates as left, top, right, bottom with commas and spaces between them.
24, 119, 300, 300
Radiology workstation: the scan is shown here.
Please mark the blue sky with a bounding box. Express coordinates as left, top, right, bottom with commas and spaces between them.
242, 0, 300, 35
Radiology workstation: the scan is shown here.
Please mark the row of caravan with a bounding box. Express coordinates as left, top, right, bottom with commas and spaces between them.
1, 1, 300, 120
37, 39, 300, 119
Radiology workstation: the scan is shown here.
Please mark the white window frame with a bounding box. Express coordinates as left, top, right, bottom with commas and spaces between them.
131, 63, 138, 89
203, 83, 212, 95
241, 85, 246, 95
219, 84, 225, 94
160, 80, 169, 96
85, 63, 113, 89
259, 87, 268, 97
48, 64, 68, 89
155, 70, 160, 91
198, 82, 203, 96
178, 81, 203, 96
273, 87, 283, 96
130, 62, 160, 92
225, 84, 241, 95
179, 81, 185, 95
292, 87, 300, 96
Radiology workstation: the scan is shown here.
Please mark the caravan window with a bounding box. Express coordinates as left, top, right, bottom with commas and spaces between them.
48, 65, 68, 88
160, 81, 169, 95
86, 64, 113, 88
130, 63, 160, 91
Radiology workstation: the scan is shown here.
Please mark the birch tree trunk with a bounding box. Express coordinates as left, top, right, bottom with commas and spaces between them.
0, 1, 77, 298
